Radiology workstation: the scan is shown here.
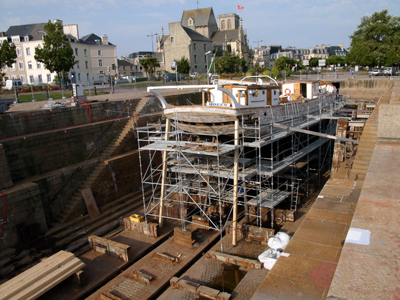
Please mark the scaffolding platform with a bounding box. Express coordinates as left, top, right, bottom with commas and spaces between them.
246, 188, 291, 208
141, 140, 238, 156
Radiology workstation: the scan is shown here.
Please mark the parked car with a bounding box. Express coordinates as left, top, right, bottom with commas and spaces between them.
115, 78, 129, 84
368, 69, 383, 76
190, 72, 199, 78
396, 70, 400, 76
163, 73, 184, 82
93, 80, 104, 85
383, 67, 398, 76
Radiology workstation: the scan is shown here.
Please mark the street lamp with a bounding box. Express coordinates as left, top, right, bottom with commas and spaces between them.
146, 31, 158, 55
205, 51, 212, 84
253, 39, 263, 50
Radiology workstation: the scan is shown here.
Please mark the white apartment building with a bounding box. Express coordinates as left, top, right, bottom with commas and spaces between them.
1, 20, 115, 86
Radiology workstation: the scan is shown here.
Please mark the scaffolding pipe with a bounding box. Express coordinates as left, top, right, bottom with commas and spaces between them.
159, 118, 171, 227
232, 119, 239, 246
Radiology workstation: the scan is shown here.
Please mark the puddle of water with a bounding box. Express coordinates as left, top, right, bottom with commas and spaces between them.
199, 263, 247, 298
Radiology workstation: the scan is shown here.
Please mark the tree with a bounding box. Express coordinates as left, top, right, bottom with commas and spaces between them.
174, 56, 190, 74
0, 40, 17, 83
34, 20, 75, 88
140, 55, 160, 79
215, 52, 247, 74
326, 55, 345, 67
274, 56, 298, 71
309, 57, 323, 68
347, 9, 400, 67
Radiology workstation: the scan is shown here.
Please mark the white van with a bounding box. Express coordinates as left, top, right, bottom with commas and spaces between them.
4, 79, 22, 90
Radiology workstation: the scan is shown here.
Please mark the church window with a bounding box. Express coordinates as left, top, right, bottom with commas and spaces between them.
227, 20, 232, 30
221, 20, 225, 30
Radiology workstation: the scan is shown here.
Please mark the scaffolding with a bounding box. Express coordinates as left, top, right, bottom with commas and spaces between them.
137, 98, 337, 249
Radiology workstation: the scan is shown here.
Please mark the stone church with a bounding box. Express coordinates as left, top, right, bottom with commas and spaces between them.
157, 7, 250, 74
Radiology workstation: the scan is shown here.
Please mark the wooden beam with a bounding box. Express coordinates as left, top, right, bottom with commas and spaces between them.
159, 118, 171, 227
232, 119, 239, 246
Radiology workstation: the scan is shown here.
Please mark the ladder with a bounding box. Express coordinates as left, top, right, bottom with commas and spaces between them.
290, 181, 300, 211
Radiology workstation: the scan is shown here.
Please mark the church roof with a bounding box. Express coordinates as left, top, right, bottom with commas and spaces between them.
212, 29, 239, 43
182, 27, 212, 42
181, 7, 213, 27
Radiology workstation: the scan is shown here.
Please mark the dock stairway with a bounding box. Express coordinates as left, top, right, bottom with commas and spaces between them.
55, 117, 135, 223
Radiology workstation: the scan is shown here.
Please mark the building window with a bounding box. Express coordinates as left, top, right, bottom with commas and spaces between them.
100, 70, 104, 74
21, 75, 25, 83
97, 50, 102, 55
204, 55, 206, 62
28, 61, 32, 69
227, 19, 232, 30
38, 75, 42, 83
78, 73, 81, 81
171, 37, 174, 43
30, 75, 34, 83
37, 62, 41, 69
84, 49, 87, 56
87, 73, 89, 81
85, 61, 88, 68
194, 65, 197, 69
194, 55, 197, 63
24, 36, 29, 42
221, 20, 225, 30
47, 74, 51, 82
12, 36, 20, 43
16, 47, 22, 56
76, 61, 80, 68
204, 44, 207, 51
193, 43, 196, 51
99, 60, 103, 67
11, 63, 16, 71
26, 47, 30, 55
75, 48, 78, 55
18, 61, 24, 70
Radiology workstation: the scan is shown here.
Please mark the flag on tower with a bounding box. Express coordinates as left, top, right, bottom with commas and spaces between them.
237, 5, 244, 10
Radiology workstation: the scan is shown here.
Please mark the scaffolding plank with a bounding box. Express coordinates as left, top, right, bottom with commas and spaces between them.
246, 189, 291, 208
245, 113, 332, 147
141, 140, 237, 156
257, 137, 329, 176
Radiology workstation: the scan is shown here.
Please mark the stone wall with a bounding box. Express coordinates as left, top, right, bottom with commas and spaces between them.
335, 79, 395, 96
0, 183, 47, 252
1, 118, 127, 182
0, 100, 139, 139
35, 160, 98, 223
0, 144, 12, 190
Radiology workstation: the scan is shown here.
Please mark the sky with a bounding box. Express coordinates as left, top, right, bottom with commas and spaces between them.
1, 0, 399, 57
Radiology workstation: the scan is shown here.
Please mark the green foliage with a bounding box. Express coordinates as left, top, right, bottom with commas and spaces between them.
34, 20, 75, 76
326, 55, 346, 66
274, 56, 299, 71
271, 68, 280, 78
175, 56, 190, 74
140, 55, 160, 78
245, 70, 254, 76
309, 57, 322, 68
215, 52, 247, 74
262, 70, 271, 76
0, 40, 17, 83
347, 9, 400, 67
0, 40, 17, 69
